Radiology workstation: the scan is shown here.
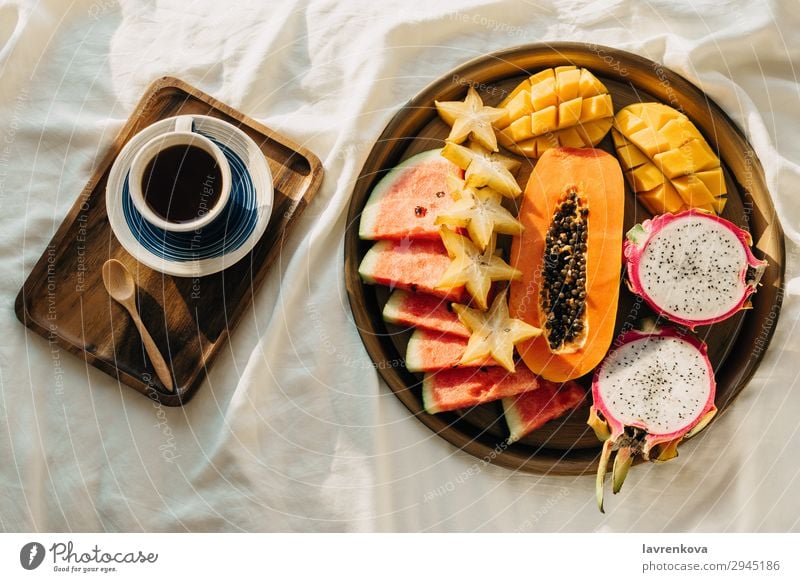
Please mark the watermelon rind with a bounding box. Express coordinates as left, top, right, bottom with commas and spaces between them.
502, 397, 527, 444
421, 375, 442, 414
405, 329, 427, 373
381, 289, 407, 325
358, 149, 445, 240
502, 383, 586, 443
382, 289, 469, 338
356, 240, 387, 284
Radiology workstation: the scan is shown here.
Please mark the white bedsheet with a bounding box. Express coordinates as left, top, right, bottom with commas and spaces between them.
1, 0, 798, 532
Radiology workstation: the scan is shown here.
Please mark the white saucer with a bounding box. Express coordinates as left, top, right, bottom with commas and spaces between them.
106, 115, 273, 277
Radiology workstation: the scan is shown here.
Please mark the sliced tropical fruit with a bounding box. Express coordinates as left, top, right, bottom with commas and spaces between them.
435, 176, 523, 251
359, 238, 466, 302
441, 141, 521, 198
452, 289, 542, 373
509, 147, 625, 382
623, 210, 767, 329
435, 86, 508, 152
612, 102, 727, 214
359, 149, 462, 240
496, 66, 614, 158
422, 364, 543, 414
405, 329, 498, 372
437, 227, 521, 311
503, 380, 586, 443
382, 289, 469, 338
589, 327, 717, 512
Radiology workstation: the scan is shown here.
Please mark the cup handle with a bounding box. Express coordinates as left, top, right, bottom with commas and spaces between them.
175, 115, 194, 133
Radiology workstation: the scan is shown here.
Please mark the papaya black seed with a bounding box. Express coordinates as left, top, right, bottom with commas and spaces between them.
539, 188, 589, 351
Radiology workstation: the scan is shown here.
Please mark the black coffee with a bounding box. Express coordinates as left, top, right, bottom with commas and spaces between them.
142, 144, 223, 224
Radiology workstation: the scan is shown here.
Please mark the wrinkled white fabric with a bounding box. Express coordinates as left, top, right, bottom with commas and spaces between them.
0, 0, 798, 532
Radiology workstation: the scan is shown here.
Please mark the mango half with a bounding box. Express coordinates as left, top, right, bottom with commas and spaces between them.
612, 102, 727, 215
495, 66, 614, 158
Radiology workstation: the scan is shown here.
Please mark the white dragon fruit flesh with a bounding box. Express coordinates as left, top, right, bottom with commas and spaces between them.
589, 327, 717, 512
624, 209, 767, 329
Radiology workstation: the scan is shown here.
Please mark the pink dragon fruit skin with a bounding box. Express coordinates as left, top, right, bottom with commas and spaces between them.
589, 327, 717, 512
624, 209, 768, 330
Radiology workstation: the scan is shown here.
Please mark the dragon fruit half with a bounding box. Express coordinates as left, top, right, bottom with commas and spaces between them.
624, 209, 767, 329
589, 327, 717, 512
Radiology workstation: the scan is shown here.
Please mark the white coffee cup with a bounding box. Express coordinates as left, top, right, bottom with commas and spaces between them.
128, 115, 232, 232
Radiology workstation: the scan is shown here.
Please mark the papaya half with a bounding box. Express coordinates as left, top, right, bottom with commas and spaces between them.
509, 147, 624, 382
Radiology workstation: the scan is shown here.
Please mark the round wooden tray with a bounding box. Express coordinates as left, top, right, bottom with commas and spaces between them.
344, 43, 785, 475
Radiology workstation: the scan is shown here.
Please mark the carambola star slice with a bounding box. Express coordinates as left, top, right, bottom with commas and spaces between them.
452, 288, 542, 373
436, 227, 520, 310
441, 141, 521, 198
435, 176, 524, 251
435, 86, 508, 152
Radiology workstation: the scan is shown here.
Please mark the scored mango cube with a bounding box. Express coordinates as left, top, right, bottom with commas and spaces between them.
557, 98, 583, 129
502, 79, 531, 107
578, 68, 607, 97
653, 138, 719, 178
576, 118, 613, 146
638, 183, 686, 215
529, 68, 555, 85
671, 174, 717, 206
611, 128, 627, 149
505, 89, 532, 120
616, 142, 650, 170
614, 109, 648, 135
553, 65, 577, 74
530, 76, 558, 110
580, 94, 614, 123
634, 102, 678, 130
628, 126, 671, 157
536, 135, 558, 154
531, 105, 558, 135
497, 66, 613, 158
513, 138, 537, 157
557, 127, 584, 148
628, 162, 666, 192
502, 115, 533, 142
556, 68, 581, 102
694, 167, 726, 197
613, 103, 727, 215
658, 117, 698, 150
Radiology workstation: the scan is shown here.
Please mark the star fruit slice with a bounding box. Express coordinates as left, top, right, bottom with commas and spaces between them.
452, 288, 542, 373
435, 175, 524, 251
441, 141, 521, 198
436, 227, 521, 310
435, 86, 508, 151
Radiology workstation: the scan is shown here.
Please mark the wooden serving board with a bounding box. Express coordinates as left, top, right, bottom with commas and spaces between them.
15, 77, 323, 406
344, 43, 785, 475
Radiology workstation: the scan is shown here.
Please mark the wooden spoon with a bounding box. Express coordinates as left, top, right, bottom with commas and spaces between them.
102, 259, 174, 392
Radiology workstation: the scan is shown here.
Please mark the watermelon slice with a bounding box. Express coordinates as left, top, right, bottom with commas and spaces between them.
422, 365, 542, 414
503, 380, 586, 443
382, 290, 469, 338
406, 329, 497, 372
359, 149, 462, 240
359, 239, 466, 302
